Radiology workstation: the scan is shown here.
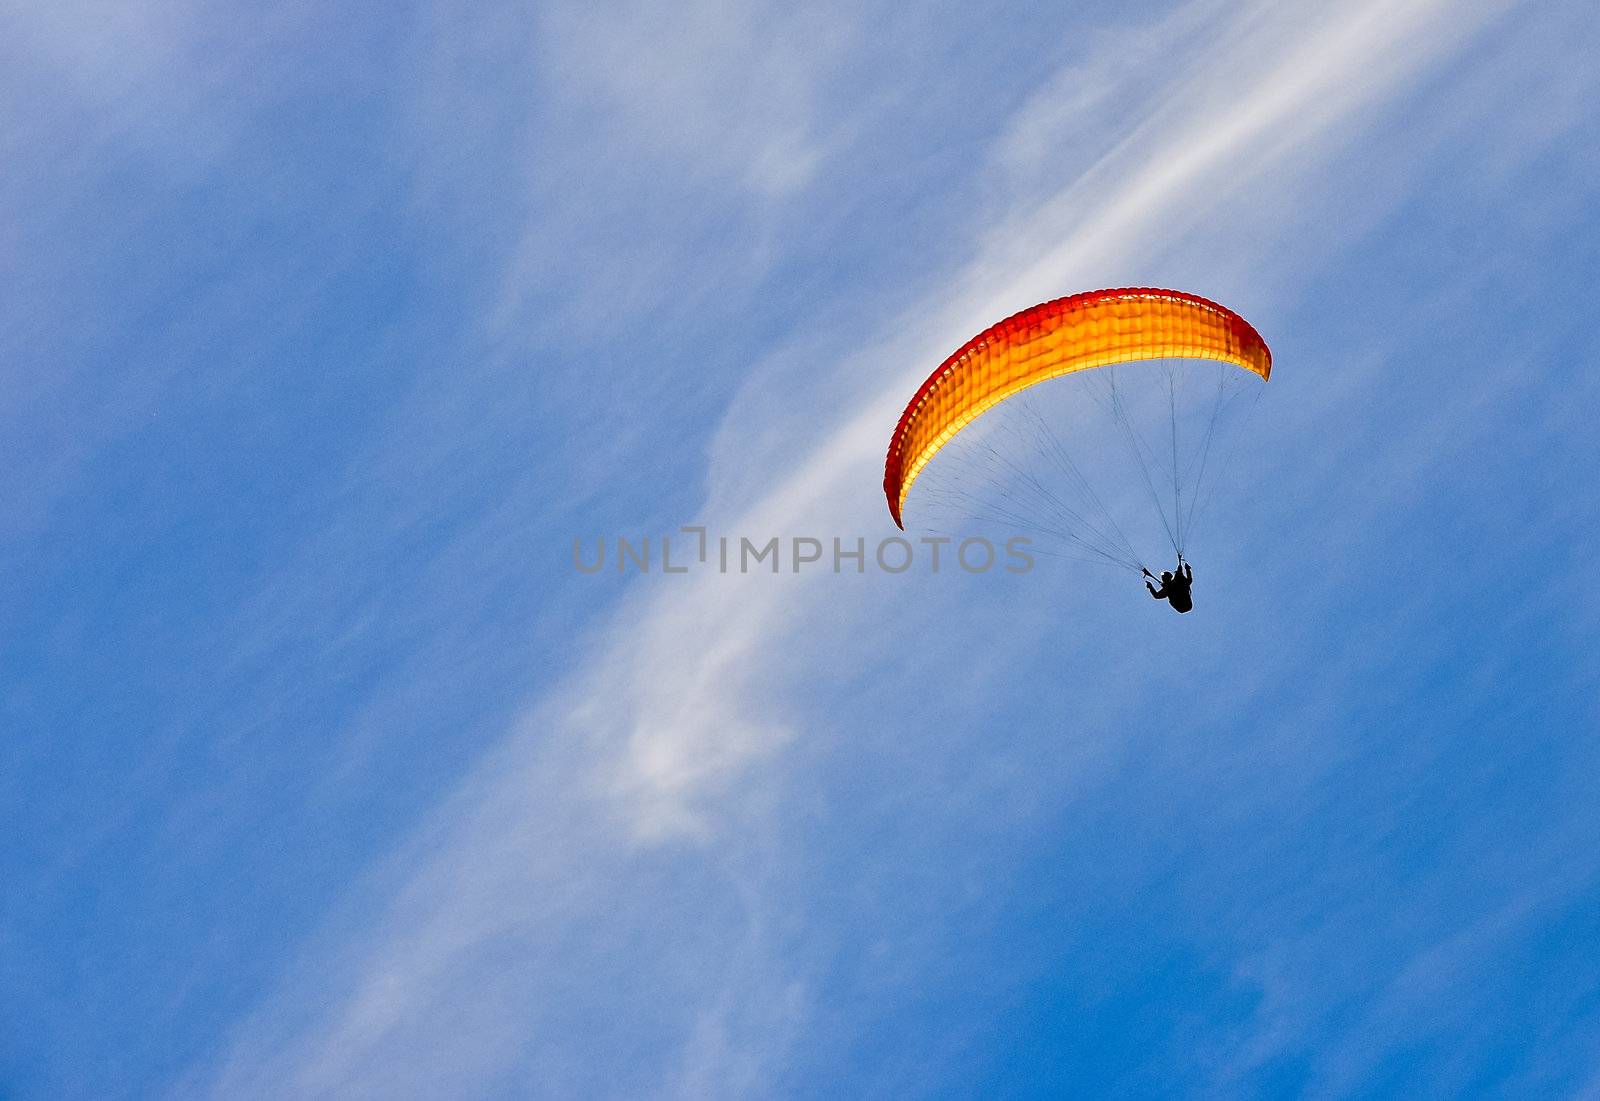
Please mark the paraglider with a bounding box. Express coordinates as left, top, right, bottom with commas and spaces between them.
1144, 560, 1194, 613
882, 287, 1271, 604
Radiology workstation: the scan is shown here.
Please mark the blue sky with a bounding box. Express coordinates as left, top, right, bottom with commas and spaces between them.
4, 0, 1599, 1096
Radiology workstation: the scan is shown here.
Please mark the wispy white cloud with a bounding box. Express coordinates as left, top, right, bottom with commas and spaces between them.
590, 0, 1522, 843
194, 0, 1586, 1095
537, 0, 856, 199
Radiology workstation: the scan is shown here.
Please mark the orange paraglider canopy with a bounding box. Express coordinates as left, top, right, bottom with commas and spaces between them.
883, 287, 1271, 528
